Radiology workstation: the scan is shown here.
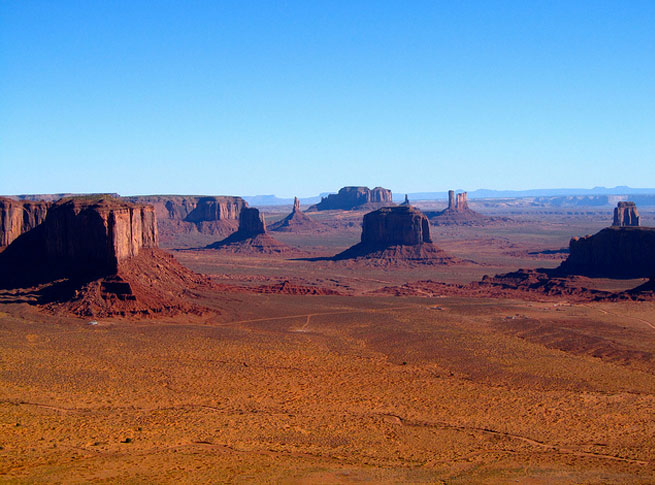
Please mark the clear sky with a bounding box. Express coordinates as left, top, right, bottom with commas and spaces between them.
1, 1, 654, 197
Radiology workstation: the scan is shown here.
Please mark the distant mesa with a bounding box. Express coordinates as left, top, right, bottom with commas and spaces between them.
206, 207, 293, 254
613, 201, 640, 227
333, 205, 464, 266
0, 196, 209, 317
0, 197, 50, 247
269, 197, 323, 232
308, 186, 393, 211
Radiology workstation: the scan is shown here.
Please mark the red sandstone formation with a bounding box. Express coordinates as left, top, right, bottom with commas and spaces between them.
206, 207, 294, 254
308, 186, 393, 211
558, 226, 655, 278
270, 197, 323, 232
333, 206, 463, 266
0, 197, 50, 247
613, 201, 640, 227
125, 195, 247, 242
0, 196, 211, 317
425, 190, 497, 226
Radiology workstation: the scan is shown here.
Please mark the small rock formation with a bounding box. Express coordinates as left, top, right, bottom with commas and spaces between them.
0, 196, 210, 317
269, 197, 323, 232
333, 206, 462, 266
401, 194, 410, 206
0, 197, 50, 247
558, 226, 655, 279
308, 186, 393, 211
425, 190, 493, 225
206, 207, 293, 254
613, 201, 640, 227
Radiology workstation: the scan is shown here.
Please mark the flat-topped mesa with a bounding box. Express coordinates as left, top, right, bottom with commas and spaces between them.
183, 196, 247, 223
308, 186, 393, 211
0, 197, 50, 247
0, 196, 159, 287
269, 197, 322, 232
361, 206, 432, 246
558, 226, 655, 279
613, 201, 640, 227
43, 197, 158, 277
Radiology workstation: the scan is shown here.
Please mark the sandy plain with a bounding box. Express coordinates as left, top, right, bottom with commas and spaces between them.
1, 207, 655, 483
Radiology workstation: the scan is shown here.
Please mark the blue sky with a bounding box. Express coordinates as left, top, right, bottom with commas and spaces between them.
1, 1, 654, 197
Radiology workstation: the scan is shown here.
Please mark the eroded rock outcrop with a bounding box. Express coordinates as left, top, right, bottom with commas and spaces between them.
207, 207, 293, 254
333, 206, 462, 266
613, 201, 640, 227
270, 197, 322, 232
0, 196, 211, 317
558, 226, 655, 278
308, 186, 393, 211
425, 190, 499, 226
1, 197, 158, 286
0, 197, 50, 247
125, 195, 247, 245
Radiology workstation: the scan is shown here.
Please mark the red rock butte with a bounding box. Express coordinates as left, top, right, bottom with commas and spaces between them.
613, 201, 640, 227
425, 190, 494, 225
559, 226, 655, 279
206, 207, 293, 254
334, 205, 463, 266
0, 196, 210, 317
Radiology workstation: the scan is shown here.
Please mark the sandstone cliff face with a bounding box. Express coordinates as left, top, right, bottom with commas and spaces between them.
308, 186, 393, 211
559, 227, 655, 278
184, 196, 247, 223
238, 207, 266, 236
613, 201, 640, 227
124, 195, 247, 246
0, 197, 50, 246
361, 206, 432, 246
126, 195, 246, 222
0, 197, 158, 287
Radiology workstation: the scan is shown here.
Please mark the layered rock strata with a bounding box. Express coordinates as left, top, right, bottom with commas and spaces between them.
0, 197, 158, 286
0, 197, 50, 247
0, 196, 212, 317
308, 186, 393, 211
